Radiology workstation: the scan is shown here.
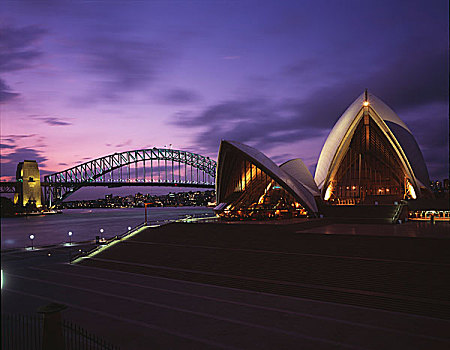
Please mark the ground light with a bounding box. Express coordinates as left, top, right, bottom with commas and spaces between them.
29, 234, 35, 250
68, 231, 73, 245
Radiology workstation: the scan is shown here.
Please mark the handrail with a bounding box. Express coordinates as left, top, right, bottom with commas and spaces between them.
392, 201, 406, 223
176, 215, 218, 223
70, 213, 215, 263
70, 221, 147, 263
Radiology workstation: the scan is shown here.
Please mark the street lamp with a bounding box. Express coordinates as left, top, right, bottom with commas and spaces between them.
100, 228, 104, 240
127, 226, 131, 231
29, 234, 35, 250
68, 231, 73, 245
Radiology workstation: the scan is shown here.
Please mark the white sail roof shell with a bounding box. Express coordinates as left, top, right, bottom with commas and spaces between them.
218, 141, 318, 213
280, 159, 320, 196
314, 92, 430, 191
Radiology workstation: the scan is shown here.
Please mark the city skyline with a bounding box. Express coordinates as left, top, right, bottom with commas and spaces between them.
1, 0, 448, 184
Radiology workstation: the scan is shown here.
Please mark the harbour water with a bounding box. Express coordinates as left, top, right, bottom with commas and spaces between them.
1, 207, 214, 250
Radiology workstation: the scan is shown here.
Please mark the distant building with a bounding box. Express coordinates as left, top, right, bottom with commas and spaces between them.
430, 179, 449, 199
14, 160, 42, 208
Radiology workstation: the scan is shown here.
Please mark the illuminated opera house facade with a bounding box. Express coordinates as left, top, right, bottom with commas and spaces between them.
214, 90, 430, 220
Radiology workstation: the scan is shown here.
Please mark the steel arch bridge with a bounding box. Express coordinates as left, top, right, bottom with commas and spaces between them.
44, 148, 216, 206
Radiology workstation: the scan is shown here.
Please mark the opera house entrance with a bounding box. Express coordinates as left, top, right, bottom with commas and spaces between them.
315, 90, 430, 207
325, 112, 410, 205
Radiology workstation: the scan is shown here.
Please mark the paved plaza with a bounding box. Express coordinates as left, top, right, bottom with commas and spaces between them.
2, 221, 450, 349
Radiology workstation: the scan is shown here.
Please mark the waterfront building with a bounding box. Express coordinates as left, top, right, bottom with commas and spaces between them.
215, 90, 432, 220
214, 140, 318, 219
315, 90, 431, 205
14, 160, 42, 208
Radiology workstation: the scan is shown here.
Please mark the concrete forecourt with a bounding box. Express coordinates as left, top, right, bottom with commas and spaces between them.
2, 219, 450, 349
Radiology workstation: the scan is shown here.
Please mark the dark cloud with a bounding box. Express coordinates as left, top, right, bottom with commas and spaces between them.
268, 153, 294, 165
74, 158, 94, 165
11, 0, 67, 12
43, 118, 71, 126
280, 48, 449, 132
160, 88, 201, 105
173, 40, 448, 179
74, 37, 169, 104
0, 24, 46, 72
405, 105, 449, 180
0, 24, 46, 104
421, 147, 449, 181
29, 115, 72, 126
172, 97, 329, 155
367, 50, 448, 110
1, 147, 47, 163
58, 162, 68, 166
409, 117, 448, 149
273, 20, 449, 136
0, 147, 48, 178
0, 144, 16, 149
0, 78, 20, 103
1, 134, 37, 141
115, 140, 132, 148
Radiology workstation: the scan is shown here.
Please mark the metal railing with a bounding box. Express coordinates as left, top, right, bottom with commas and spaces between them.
177, 214, 218, 224
70, 219, 181, 263
2, 313, 42, 350
70, 213, 218, 263
70, 222, 146, 263
63, 319, 119, 350
392, 201, 406, 223
1, 313, 119, 350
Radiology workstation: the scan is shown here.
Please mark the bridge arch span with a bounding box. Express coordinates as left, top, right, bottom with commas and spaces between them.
44, 148, 216, 206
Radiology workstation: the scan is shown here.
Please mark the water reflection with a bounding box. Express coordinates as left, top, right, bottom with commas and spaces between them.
1, 207, 213, 249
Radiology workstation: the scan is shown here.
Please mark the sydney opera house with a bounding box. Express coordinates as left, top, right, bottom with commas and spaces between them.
214, 90, 430, 220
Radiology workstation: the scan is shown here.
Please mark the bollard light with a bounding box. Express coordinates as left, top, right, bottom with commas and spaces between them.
29, 234, 35, 250
68, 231, 73, 245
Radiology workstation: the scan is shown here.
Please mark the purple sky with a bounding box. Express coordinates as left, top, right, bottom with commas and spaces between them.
1, 0, 449, 195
